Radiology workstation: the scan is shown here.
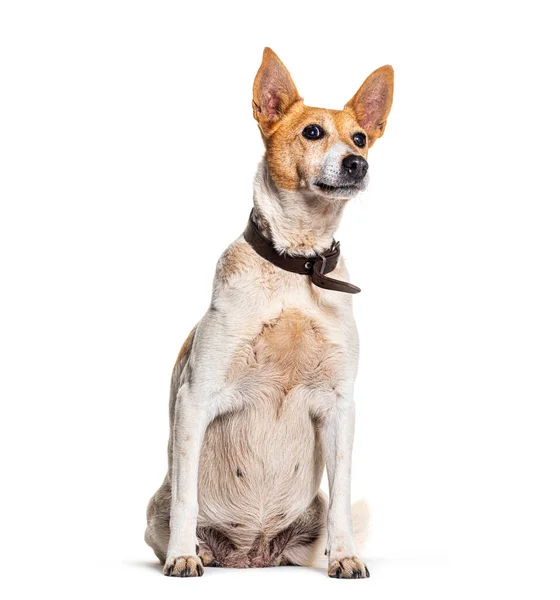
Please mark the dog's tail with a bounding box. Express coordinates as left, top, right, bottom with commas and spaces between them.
304, 499, 371, 567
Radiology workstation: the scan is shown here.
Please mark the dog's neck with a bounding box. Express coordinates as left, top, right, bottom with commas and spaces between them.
252, 158, 347, 257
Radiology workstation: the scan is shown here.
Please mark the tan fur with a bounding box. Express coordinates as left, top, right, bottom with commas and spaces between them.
252, 48, 393, 193
345, 65, 394, 145
252, 47, 302, 137
225, 308, 337, 394
265, 104, 369, 191
174, 327, 196, 368
215, 240, 257, 285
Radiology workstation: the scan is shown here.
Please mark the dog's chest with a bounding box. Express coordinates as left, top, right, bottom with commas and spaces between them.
226, 307, 344, 397
214, 238, 356, 402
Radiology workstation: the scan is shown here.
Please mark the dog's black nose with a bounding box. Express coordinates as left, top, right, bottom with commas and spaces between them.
342, 154, 368, 180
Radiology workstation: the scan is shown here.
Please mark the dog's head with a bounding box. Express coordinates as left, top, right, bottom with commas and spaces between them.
252, 48, 394, 201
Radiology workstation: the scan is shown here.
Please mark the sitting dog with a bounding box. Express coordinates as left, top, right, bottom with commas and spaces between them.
145, 47, 394, 579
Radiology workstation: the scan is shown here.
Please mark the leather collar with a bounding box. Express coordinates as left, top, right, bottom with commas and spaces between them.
243, 211, 361, 294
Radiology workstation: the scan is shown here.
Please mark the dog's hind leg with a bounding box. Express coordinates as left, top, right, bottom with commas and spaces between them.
196, 526, 249, 568
269, 492, 327, 567
145, 481, 227, 568
145, 477, 171, 563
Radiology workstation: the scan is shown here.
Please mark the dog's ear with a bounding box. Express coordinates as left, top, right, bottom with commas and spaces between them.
345, 65, 394, 145
253, 48, 302, 136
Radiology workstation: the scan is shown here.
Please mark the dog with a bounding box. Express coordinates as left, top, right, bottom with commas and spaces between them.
145, 48, 394, 579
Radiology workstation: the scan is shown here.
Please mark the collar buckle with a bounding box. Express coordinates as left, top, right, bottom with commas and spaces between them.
318, 253, 328, 275
243, 211, 360, 294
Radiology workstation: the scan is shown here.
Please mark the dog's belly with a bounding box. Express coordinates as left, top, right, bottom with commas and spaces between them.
197, 398, 323, 547
196, 308, 340, 548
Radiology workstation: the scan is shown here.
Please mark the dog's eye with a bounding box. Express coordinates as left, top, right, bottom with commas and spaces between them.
302, 124, 324, 141
353, 132, 367, 148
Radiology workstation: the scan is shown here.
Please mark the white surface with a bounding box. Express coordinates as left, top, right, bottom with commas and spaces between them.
1, 1, 559, 599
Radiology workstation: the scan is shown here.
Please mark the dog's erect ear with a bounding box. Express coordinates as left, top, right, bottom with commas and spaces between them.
345, 65, 394, 145
253, 48, 302, 136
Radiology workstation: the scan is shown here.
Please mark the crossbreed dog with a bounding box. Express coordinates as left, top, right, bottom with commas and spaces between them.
145, 48, 394, 579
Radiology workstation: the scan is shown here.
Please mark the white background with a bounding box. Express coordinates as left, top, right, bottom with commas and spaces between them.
1, 1, 559, 598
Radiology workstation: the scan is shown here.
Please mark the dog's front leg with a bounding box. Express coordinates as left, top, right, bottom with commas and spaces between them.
164, 383, 209, 577
322, 387, 370, 579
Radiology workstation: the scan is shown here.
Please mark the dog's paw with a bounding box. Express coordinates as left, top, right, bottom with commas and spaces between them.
328, 556, 370, 579
199, 548, 220, 567
163, 555, 204, 577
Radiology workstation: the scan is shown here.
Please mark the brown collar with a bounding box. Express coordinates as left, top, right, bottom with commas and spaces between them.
243, 211, 361, 294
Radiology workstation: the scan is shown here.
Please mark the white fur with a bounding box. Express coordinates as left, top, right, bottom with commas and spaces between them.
320, 142, 355, 186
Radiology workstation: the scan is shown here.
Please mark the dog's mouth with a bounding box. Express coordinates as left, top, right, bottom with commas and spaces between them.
313, 181, 362, 197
